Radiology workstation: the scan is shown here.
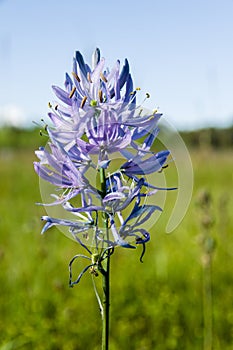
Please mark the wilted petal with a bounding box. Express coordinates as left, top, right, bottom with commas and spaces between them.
109, 216, 136, 249
41, 215, 93, 234
135, 229, 150, 244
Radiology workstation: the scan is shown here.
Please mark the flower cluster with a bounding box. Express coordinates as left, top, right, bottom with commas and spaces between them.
34, 49, 172, 281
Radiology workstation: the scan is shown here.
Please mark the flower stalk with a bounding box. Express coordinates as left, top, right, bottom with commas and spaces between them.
101, 246, 110, 350
99, 167, 110, 350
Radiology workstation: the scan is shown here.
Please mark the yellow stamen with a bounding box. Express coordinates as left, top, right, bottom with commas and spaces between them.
98, 89, 103, 103
100, 72, 108, 83
69, 86, 76, 99
129, 91, 135, 95
136, 87, 141, 91
87, 72, 92, 83
80, 96, 87, 108
48, 102, 52, 108
153, 109, 158, 114
72, 71, 81, 83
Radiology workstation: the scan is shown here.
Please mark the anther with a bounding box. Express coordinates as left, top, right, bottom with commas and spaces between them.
69, 86, 76, 99
72, 71, 81, 83
100, 72, 108, 83
80, 96, 87, 108
87, 72, 92, 83
55, 104, 59, 110
136, 87, 141, 91
158, 165, 169, 173
48, 102, 52, 108
146, 93, 150, 98
98, 89, 103, 103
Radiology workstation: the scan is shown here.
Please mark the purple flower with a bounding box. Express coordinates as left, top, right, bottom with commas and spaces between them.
35, 48, 174, 256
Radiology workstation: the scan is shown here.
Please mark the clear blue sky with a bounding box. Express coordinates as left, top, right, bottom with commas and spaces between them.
0, 0, 233, 130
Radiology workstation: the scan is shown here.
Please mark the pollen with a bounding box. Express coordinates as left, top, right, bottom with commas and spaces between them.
100, 72, 108, 83
69, 86, 76, 99
80, 96, 87, 108
72, 71, 81, 83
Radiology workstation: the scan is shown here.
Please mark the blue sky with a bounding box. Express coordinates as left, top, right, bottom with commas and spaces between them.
0, 0, 233, 130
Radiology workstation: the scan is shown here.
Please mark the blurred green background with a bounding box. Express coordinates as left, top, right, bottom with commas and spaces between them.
0, 127, 232, 350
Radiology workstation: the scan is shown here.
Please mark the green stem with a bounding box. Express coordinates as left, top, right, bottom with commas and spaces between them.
102, 252, 110, 350
100, 168, 110, 350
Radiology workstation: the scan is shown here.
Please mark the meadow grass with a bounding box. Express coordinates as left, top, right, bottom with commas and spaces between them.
0, 139, 232, 349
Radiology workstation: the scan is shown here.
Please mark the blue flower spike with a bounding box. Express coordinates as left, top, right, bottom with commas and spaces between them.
34, 47, 174, 271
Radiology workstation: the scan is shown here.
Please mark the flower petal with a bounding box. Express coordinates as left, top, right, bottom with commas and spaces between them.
109, 216, 136, 249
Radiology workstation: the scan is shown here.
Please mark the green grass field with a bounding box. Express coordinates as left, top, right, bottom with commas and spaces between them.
0, 130, 232, 349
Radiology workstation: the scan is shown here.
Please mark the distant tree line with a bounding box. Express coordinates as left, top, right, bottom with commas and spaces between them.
0, 125, 232, 150
179, 126, 233, 149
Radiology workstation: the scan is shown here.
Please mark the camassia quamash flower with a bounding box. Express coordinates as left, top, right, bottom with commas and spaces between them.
34, 47, 175, 350
34, 47, 173, 270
